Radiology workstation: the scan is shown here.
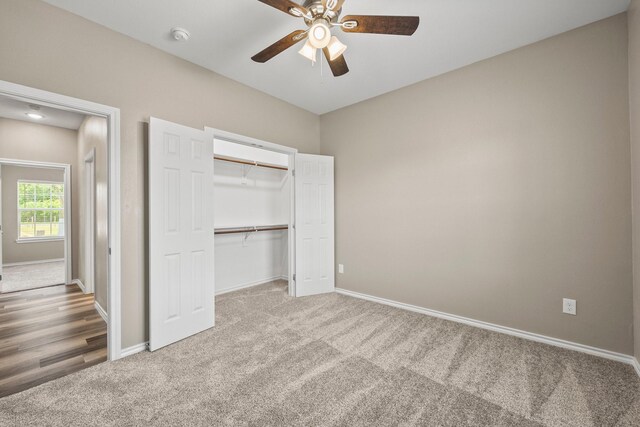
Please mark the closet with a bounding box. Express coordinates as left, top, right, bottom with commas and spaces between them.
213, 138, 293, 295
148, 117, 334, 351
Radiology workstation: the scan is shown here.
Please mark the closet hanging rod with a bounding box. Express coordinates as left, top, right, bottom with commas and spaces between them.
214, 225, 289, 235
214, 155, 288, 171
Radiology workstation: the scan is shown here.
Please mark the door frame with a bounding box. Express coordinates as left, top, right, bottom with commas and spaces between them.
0, 159, 72, 284
84, 148, 96, 294
206, 127, 298, 296
0, 165, 2, 280
0, 80, 122, 361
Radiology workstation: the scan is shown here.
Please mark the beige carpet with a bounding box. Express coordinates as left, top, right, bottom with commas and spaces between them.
0, 261, 65, 293
1, 280, 639, 426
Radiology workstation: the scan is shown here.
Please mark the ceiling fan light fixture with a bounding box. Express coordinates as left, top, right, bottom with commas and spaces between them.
327, 36, 347, 61
308, 20, 332, 49
298, 39, 317, 63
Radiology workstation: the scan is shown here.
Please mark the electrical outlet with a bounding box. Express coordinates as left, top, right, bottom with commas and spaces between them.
338, 264, 344, 274
563, 298, 576, 315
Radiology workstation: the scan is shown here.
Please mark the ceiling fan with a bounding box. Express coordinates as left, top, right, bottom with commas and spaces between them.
251, 0, 420, 77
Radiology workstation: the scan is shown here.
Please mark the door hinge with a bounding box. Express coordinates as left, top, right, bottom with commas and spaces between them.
293, 274, 296, 282
292, 170, 295, 177
109, 248, 111, 255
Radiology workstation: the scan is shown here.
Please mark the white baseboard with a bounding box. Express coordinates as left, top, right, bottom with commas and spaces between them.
94, 301, 108, 323
3, 257, 64, 268
120, 342, 148, 358
215, 276, 285, 296
336, 288, 636, 367
633, 357, 640, 378
71, 279, 86, 293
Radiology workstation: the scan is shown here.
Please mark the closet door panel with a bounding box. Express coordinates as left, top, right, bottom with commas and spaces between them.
295, 154, 335, 297
149, 117, 215, 351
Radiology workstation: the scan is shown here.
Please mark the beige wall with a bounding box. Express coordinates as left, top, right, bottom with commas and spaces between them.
1, 1, 633, 355
321, 14, 633, 354
0, 118, 79, 276
1, 165, 64, 265
0, 0, 320, 348
629, 0, 640, 360
77, 116, 108, 310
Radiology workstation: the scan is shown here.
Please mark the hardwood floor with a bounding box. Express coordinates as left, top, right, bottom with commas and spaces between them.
0, 284, 107, 398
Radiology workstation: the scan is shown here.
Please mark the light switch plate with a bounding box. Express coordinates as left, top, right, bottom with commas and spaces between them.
338, 264, 344, 274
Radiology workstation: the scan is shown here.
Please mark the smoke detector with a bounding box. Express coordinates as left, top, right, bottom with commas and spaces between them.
170, 27, 191, 42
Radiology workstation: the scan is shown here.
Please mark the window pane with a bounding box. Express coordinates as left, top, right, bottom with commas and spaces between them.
19, 182, 35, 197
35, 184, 49, 207
20, 210, 35, 223
51, 184, 64, 195
35, 222, 51, 237
18, 194, 30, 208
35, 210, 50, 223
20, 223, 35, 238
17, 182, 64, 239
19, 183, 35, 208
51, 195, 64, 209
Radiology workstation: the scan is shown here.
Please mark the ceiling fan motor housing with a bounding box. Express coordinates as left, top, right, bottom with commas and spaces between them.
303, 0, 341, 25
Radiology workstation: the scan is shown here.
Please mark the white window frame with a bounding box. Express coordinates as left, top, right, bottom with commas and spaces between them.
16, 179, 65, 243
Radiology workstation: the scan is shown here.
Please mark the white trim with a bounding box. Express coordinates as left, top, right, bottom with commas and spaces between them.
0, 80, 122, 361
206, 127, 299, 156
71, 279, 86, 293
94, 300, 108, 323
16, 237, 64, 243
17, 179, 63, 184
0, 159, 68, 169
3, 257, 64, 267
215, 276, 285, 296
633, 358, 640, 378
84, 148, 96, 294
120, 342, 148, 358
336, 288, 636, 366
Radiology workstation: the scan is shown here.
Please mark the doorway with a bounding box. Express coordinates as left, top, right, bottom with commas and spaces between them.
148, 119, 335, 351
0, 159, 72, 293
0, 81, 122, 395
0, 80, 122, 370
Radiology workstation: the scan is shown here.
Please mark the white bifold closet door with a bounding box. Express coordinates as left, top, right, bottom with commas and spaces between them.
295, 154, 335, 297
148, 118, 215, 351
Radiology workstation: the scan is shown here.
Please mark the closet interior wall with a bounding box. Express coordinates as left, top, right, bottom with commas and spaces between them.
213, 139, 290, 294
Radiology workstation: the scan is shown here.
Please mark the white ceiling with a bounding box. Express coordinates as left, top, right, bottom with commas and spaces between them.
42, 0, 630, 114
0, 95, 86, 130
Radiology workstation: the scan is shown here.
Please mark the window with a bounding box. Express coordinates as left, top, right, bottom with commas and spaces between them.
17, 181, 64, 241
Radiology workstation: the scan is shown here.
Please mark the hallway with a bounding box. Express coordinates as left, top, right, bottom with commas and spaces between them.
0, 283, 107, 397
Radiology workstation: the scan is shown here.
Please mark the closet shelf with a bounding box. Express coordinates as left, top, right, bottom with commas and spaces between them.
214, 225, 288, 235
214, 155, 288, 171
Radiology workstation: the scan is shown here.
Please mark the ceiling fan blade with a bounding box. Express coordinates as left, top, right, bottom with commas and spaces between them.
258, 0, 309, 17
341, 15, 420, 36
322, 48, 349, 77
252, 30, 307, 63
322, 0, 346, 12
